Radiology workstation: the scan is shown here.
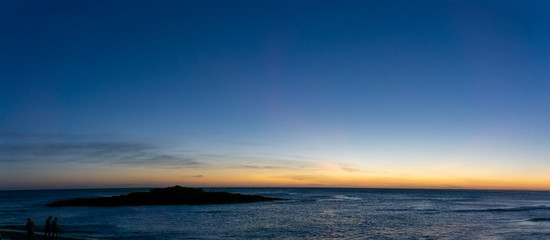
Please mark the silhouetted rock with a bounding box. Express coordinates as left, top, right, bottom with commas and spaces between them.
46, 186, 283, 207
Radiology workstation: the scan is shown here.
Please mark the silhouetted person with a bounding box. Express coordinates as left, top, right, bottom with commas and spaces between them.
45, 216, 52, 237
52, 217, 59, 237
26, 218, 35, 240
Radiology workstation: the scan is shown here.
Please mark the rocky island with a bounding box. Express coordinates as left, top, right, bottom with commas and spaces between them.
46, 186, 283, 207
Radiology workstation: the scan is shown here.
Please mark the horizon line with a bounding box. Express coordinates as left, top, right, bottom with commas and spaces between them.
3, 185, 550, 192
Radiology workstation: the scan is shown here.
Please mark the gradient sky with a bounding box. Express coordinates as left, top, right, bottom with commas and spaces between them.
1, 0, 550, 190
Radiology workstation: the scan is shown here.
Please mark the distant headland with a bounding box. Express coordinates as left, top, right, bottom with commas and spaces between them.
46, 186, 283, 207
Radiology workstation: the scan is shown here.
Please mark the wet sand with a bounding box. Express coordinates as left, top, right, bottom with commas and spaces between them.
0, 229, 94, 240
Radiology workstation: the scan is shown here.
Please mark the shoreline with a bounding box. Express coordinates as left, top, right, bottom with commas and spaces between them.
0, 229, 95, 240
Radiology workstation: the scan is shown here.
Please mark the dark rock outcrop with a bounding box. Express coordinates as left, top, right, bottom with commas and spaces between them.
46, 186, 283, 207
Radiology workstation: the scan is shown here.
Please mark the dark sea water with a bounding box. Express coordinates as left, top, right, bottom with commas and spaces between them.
2, 188, 550, 239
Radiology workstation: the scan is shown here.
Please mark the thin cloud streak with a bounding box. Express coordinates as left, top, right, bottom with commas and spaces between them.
0, 142, 154, 159
117, 153, 202, 168
0, 140, 203, 169
231, 165, 294, 170
0, 131, 119, 140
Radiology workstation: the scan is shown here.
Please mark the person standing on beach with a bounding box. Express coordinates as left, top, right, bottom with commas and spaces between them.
26, 218, 35, 240
52, 217, 59, 238
45, 216, 52, 237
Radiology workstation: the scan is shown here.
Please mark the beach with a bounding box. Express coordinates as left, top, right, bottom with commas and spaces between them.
0, 229, 93, 240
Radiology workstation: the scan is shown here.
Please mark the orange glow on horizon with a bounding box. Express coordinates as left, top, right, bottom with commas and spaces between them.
4, 164, 550, 190
84, 168, 550, 191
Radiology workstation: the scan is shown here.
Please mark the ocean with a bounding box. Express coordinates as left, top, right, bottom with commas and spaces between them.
1, 188, 550, 239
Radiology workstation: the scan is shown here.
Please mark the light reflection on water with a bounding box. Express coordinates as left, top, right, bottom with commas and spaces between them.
1, 188, 550, 239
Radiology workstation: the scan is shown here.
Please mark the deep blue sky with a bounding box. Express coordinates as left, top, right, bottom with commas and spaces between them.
1, 0, 550, 189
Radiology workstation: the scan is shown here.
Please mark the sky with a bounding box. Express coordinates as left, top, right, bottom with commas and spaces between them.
1, 0, 550, 190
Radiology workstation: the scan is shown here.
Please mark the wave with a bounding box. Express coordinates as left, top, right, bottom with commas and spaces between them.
456, 206, 550, 213
317, 195, 362, 202
334, 195, 362, 200
529, 217, 550, 222
0, 209, 28, 213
